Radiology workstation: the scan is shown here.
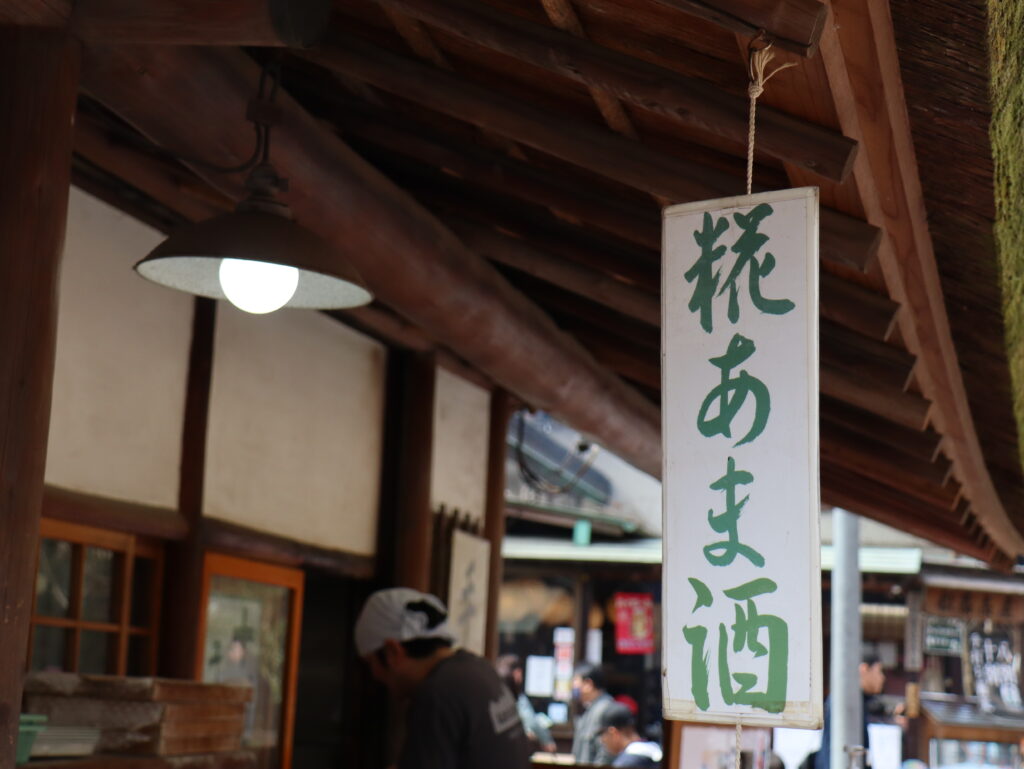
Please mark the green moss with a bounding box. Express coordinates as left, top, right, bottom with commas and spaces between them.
990, 0, 1024, 468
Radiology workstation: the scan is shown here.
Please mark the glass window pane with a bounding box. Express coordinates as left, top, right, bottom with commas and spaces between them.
82, 547, 115, 623
79, 630, 115, 674
35, 539, 72, 618
131, 557, 156, 627
31, 626, 69, 671
202, 575, 292, 769
127, 634, 151, 677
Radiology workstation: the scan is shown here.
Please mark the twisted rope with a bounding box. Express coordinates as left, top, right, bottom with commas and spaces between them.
735, 721, 743, 769
746, 40, 797, 195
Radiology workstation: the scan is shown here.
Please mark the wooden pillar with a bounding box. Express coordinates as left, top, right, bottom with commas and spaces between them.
0, 27, 78, 765
393, 352, 436, 590
483, 391, 512, 659
160, 297, 217, 679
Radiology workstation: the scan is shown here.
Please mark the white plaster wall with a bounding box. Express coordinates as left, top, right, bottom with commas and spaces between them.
44, 187, 193, 507
204, 307, 385, 556
430, 367, 491, 524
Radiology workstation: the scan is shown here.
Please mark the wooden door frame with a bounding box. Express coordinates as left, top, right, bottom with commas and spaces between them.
195, 551, 304, 769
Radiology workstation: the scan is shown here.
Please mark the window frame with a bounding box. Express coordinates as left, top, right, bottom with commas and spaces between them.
29, 517, 164, 675
196, 552, 304, 769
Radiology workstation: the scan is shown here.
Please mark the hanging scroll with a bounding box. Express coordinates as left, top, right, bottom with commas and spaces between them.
662, 188, 822, 728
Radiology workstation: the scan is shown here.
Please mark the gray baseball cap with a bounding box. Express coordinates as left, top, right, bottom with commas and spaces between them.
354, 588, 455, 657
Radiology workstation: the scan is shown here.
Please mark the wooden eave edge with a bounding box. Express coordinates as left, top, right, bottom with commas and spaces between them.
821, 0, 1024, 559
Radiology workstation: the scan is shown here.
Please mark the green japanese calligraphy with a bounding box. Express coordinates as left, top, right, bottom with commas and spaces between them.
689, 577, 714, 610
717, 578, 789, 713
685, 204, 794, 334
718, 203, 795, 324
703, 457, 764, 568
682, 578, 789, 714
683, 578, 713, 710
685, 212, 729, 334
697, 333, 770, 446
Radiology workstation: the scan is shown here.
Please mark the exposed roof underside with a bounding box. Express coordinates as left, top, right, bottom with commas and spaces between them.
890, 0, 1024, 560
28, 0, 1022, 565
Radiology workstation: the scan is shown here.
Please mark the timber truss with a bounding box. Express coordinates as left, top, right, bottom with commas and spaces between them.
6, 0, 1022, 564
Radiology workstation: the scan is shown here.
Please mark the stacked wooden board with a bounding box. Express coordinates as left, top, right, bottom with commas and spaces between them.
24, 672, 252, 757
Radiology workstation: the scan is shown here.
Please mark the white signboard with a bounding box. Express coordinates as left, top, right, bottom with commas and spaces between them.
662, 188, 822, 728
524, 654, 556, 697
448, 528, 491, 655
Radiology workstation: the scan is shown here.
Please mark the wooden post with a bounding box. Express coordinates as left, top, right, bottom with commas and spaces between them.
393, 352, 437, 591
160, 297, 217, 679
483, 391, 512, 660
0, 27, 78, 765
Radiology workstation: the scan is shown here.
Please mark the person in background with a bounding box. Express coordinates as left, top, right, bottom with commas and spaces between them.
496, 654, 557, 753
814, 654, 889, 769
572, 662, 616, 765
354, 588, 531, 769
598, 702, 662, 767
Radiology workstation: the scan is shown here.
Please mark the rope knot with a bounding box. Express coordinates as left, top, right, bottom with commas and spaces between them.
744, 37, 798, 195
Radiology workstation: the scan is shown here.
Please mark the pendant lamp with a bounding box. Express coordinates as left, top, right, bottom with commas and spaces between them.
134, 63, 372, 315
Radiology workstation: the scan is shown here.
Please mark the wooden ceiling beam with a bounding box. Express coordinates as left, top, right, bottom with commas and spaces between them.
69, 0, 331, 46
820, 319, 915, 390
369, 158, 663, 289
511, 277, 662, 351
822, 462, 988, 561
373, 0, 853, 180
380, 154, 909, 354
821, 421, 956, 509
820, 361, 929, 430
536, 0, 642, 144
648, 0, 827, 58
338, 110, 662, 250
820, 395, 942, 462
558, 321, 662, 390
448, 217, 660, 326
81, 43, 662, 477
820, 271, 898, 340
74, 110, 230, 224
304, 38, 880, 271
821, 0, 1024, 556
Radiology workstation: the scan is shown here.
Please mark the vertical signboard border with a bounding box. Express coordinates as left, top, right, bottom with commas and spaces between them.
660, 187, 822, 729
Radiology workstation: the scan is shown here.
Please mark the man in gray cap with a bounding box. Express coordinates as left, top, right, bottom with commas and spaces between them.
354, 587, 532, 769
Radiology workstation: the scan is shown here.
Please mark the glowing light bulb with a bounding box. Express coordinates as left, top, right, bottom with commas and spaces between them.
218, 258, 299, 314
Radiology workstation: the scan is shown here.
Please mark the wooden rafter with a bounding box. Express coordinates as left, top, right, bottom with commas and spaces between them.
448, 216, 660, 325
821, 463, 988, 561
820, 0, 1024, 556
305, 37, 880, 270
536, 0, 638, 140
649, 0, 827, 57
371, 0, 855, 180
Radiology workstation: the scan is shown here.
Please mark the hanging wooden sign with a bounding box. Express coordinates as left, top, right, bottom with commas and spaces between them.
662, 188, 822, 728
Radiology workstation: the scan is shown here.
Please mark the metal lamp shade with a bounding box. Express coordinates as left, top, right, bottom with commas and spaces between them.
135, 209, 373, 309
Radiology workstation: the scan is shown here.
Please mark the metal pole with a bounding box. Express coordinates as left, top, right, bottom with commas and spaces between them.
830, 508, 863, 769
